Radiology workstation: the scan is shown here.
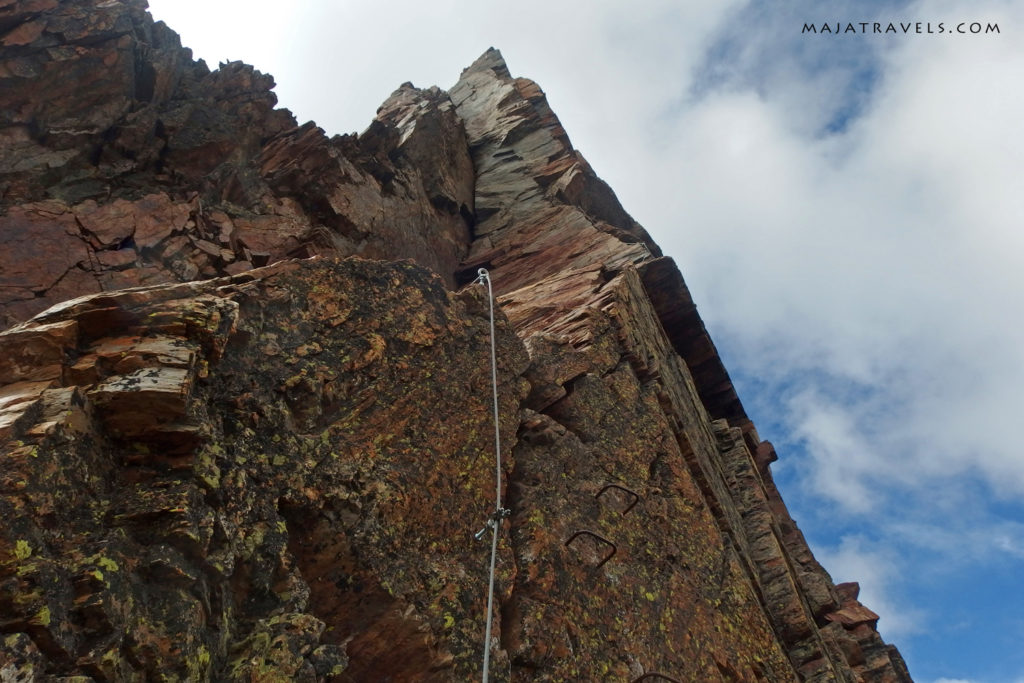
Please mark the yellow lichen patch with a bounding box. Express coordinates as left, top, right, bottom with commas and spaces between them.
188, 645, 212, 680
14, 539, 32, 560
96, 556, 119, 572
32, 605, 51, 626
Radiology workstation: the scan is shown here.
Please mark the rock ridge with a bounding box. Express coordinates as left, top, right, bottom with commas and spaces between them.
0, 4, 912, 681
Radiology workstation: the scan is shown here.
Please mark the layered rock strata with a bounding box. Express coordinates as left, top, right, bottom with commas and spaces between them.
446, 49, 910, 682
0, 2, 911, 681
1, 0, 474, 328
0, 258, 528, 681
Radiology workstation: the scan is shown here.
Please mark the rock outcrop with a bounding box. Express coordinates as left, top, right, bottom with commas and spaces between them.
0, 2, 911, 681
0, 0, 475, 328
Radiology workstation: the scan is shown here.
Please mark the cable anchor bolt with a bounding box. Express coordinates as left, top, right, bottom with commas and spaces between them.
474, 507, 511, 541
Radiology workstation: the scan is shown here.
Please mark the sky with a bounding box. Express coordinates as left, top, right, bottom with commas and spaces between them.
144, 1, 1024, 680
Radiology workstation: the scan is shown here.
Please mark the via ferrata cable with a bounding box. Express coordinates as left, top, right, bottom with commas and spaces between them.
474, 267, 509, 683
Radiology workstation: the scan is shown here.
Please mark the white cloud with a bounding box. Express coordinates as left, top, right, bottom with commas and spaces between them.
885, 516, 1024, 569
628, 0, 1024, 513
148, 0, 744, 144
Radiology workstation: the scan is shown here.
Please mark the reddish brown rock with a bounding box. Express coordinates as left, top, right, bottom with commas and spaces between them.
0, 2, 912, 680
0, 258, 529, 680
445, 48, 911, 682
1, 0, 475, 326
449, 48, 660, 293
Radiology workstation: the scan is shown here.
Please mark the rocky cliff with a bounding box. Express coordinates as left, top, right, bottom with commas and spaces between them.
0, 1, 912, 681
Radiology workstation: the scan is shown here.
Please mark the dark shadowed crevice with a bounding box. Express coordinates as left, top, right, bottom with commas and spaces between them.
278, 501, 454, 682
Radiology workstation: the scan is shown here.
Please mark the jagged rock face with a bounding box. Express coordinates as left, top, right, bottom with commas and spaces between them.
0, 0, 474, 328
445, 49, 910, 683
448, 49, 660, 292
0, 258, 528, 681
0, 3, 912, 682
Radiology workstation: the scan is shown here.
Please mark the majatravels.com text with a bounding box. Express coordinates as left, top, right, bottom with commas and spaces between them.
803, 22, 1000, 34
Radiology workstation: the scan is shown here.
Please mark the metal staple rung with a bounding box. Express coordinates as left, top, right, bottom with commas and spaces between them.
596, 483, 641, 515
565, 530, 617, 569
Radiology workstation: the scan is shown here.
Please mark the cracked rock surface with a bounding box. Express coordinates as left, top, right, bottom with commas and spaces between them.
1, 0, 474, 328
1, 2, 911, 681
0, 258, 528, 681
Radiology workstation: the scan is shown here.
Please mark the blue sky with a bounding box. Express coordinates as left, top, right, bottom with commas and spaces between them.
146, 1, 1024, 680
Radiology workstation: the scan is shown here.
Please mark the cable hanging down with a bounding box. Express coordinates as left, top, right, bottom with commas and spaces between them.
474, 267, 510, 683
